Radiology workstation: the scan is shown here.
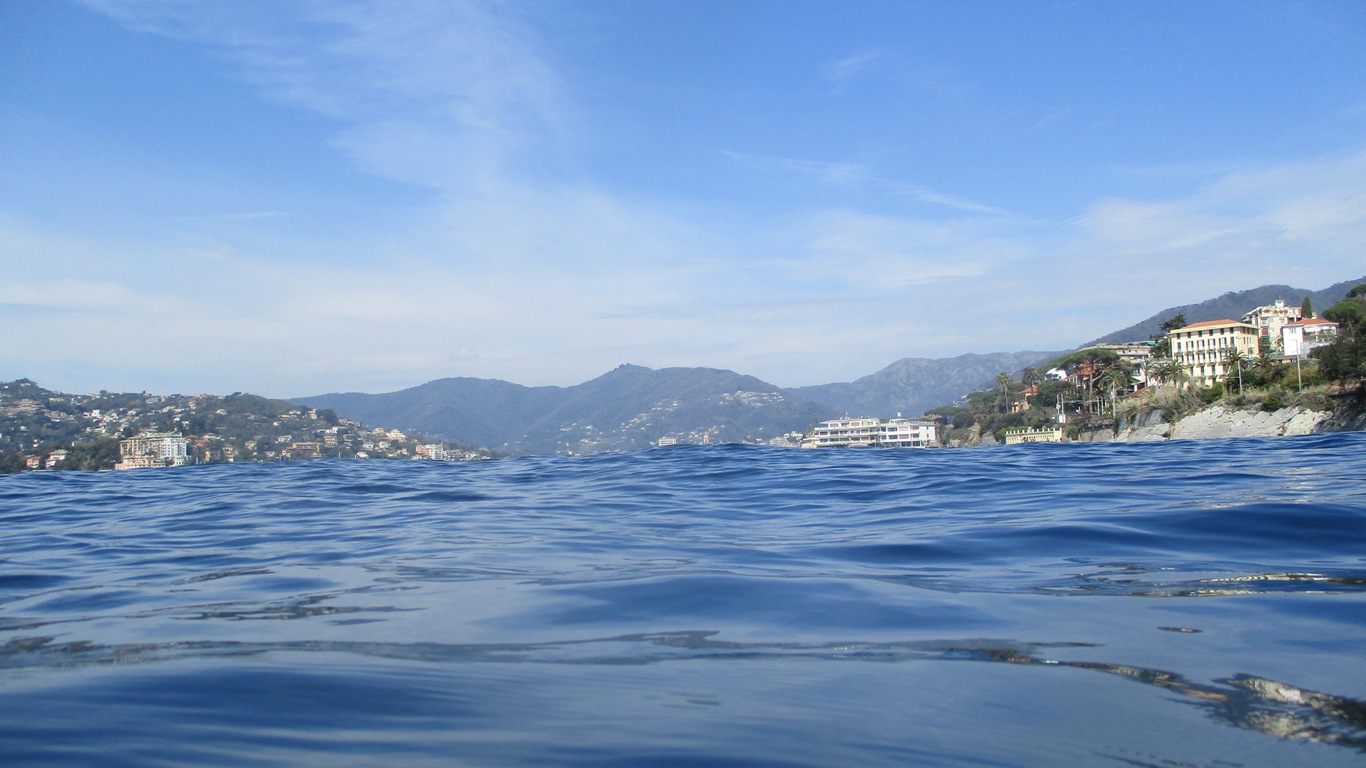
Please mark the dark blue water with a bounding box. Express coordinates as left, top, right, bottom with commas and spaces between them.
2, 434, 1364, 767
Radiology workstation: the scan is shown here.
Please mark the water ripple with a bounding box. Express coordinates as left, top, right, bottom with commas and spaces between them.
1, 432, 1364, 766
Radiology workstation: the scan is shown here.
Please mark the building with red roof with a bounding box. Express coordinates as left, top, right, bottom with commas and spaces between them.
1282, 317, 1338, 358
1167, 319, 1260, 388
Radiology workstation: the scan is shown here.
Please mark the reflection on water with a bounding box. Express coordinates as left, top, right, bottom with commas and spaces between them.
979, 645, 1366, 751
3, 628, 1363, 752
1043, 565, 1366, 597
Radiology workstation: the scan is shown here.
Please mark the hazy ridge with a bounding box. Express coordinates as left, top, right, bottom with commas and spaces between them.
295, 277, 1363, 454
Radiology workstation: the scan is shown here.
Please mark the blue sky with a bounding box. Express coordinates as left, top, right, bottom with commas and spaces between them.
3, 1, 1365, 397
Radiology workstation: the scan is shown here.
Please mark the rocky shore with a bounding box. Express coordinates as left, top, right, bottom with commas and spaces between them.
1076, 399, 1366, 443
949, 391, 1366, 447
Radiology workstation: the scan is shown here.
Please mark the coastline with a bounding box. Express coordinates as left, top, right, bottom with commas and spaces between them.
1078, 398, 1366, 443
948, 391, 1366, 447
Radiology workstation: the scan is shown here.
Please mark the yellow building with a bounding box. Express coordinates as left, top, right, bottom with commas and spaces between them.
1167, 319, 1260, 389
1003, 426, 1065, 444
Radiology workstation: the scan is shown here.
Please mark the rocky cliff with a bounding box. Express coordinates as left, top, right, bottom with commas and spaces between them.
1075, 400, 1366, 443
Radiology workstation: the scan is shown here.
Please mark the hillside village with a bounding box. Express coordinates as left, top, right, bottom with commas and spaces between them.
0, 380, 496, 473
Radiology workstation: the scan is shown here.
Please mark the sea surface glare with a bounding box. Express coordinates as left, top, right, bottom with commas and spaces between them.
2, 434, 1365, 767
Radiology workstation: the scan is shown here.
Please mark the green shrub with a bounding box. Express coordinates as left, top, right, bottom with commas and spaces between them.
1261, 388, 1287, 412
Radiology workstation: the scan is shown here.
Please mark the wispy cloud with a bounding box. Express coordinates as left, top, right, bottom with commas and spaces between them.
1079, 150, 1366, 256
823, 48, 882, 85
0, 279, 155, 314
170, 211, 289, 222
86, 0, 572, 195
726, 151, 1012, 216
1032, 104, 1076, 130
724, 151, 869, 187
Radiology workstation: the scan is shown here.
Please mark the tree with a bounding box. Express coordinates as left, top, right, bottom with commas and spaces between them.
1100, 365, 1135, 394
1151, 314, 1187, 359
1222, 347, 1246, 395
1324, 296, 1365, 326
0, 451, 25, 474
1149, 358, 1188, 388
1159, 314, 1188, 334
1252, 347, 1282, 387
57, 438, 121, 471
1313, 290, 1366, 385
1055, 349, 1125, 411
995, 372, 1014, 413
1098, 366, 1136, 418
1313, 325, 1365, 384
1301, 296, 1313, 319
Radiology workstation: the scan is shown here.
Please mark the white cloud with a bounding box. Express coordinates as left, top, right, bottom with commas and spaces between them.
86, 0, 572, 195
1077, 150, 1366, 269
823, 48, 882, 83
794, 210, 995, 288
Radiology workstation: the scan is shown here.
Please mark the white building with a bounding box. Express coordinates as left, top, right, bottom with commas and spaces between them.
115, 432, 190, 470
1241, 300, 1303, 351
415, 443, 465, 461
874, 417, 938, 447
44, 449, 69, 469
803, 417, 937, 448
1282, 317, 1338, 358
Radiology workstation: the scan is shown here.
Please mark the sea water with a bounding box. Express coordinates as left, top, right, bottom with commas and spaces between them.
1, 433, 1364, 767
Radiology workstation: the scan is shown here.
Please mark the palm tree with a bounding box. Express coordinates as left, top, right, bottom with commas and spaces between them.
1149, 358, 1187, 388
1098, 366, 1135, 419
1222, 347, 1246, 395
1172, 359, 1189, 388
1253, 348, 1280, 385
1100, 365, 1136, 396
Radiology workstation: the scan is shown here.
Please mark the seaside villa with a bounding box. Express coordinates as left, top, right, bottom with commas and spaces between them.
1282, 317, 1338, 358
802, 417, 938, 448
1168, 319, 1260, 389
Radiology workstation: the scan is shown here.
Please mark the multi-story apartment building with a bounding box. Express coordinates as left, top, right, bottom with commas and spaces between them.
1167, 319, 1260, 389
1281, 317, 1338, 358
115, 431, 190, 470
1241, 300, 1302, 351
875, 417, 938, 447
803, 417, 938, 448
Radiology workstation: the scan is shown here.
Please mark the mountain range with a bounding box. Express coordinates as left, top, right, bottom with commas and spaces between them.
297, 365, 830, 456
294, 277, 1364, 455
